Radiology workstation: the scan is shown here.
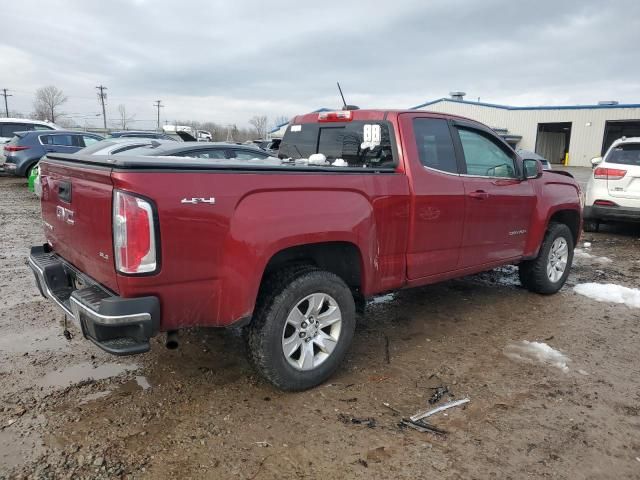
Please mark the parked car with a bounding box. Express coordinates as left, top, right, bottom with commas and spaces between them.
584, 137, 640, 231
516, 149, 551, 170
108, 131, 180, 142
29, 109, 581, 391
119, 141, 274, 160
251, 138, 281, 155
76, 137, 173, 156
2, 130, 103, 177
0, 118, 60, 144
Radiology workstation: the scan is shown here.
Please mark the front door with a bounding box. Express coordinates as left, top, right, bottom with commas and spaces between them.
454, 125, 536, 267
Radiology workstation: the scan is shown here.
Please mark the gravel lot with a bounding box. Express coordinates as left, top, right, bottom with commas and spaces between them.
1, 173, 639, 479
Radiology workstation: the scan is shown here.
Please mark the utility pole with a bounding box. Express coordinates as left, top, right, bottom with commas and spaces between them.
153, 100, 163, 131
1, 89, 12, 117
96, 85, 108, 130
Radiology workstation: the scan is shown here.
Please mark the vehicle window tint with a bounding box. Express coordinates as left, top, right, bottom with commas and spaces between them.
279, 121, 395, 168
413, 118, 458, 174
1, 123, 26, 137
457, 128, 516, 178
82, 135, 101, 147
232, 149, 269, 160
44, 134, 74, 147
606, 143, 640, 166
176, 149, 227, 159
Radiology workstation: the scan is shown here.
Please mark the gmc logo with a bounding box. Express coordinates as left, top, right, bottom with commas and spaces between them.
56, 205, 75, 225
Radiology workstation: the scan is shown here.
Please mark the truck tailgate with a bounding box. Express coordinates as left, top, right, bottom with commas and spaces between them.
40, 158, 119, 292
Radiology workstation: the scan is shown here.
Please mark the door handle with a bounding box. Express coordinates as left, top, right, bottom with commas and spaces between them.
468, 190, 490, 200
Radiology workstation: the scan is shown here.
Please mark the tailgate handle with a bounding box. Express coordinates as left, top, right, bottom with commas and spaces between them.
58, 181, 72, 203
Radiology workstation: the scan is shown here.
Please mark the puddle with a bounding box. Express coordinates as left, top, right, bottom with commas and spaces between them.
0, 326, 68, 354
37, 362, 139, 389
79, 390, 112, 404
136, 375, 151, 391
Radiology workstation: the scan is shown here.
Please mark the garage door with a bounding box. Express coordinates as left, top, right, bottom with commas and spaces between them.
602, 120, 640, 155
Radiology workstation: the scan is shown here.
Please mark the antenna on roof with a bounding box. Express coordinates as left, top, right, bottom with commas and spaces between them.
337, 82, 347, 109
336, 82, 359, 111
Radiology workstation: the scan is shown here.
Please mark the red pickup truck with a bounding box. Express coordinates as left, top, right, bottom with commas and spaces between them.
29, 109, 582, 390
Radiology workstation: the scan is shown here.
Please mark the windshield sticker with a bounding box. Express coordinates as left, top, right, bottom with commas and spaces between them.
290, 125, 302, 132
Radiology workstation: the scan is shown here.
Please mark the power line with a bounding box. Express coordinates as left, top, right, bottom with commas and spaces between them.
1, 89, 12, 117
96, 85, 108, 129
153, 100, 164, 131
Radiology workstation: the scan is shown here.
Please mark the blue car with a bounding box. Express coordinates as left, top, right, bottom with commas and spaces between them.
2, 130, 104, 177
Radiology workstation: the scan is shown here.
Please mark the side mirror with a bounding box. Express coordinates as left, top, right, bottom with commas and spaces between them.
591, 156, 603, 168
523, 158, 543, 179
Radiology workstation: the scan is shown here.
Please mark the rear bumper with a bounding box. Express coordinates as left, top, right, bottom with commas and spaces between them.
584, 205, 640, 223
28, 244, 160, 355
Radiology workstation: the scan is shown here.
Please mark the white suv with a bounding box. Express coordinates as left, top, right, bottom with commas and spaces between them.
584, 137, 640, 231
0, 118, 60, 144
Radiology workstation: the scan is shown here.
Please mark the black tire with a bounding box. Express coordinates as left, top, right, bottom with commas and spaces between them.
247, 267, 356, 391
519, 223, 574, 295
583, 220, 599, 232
25, 162, 38, 179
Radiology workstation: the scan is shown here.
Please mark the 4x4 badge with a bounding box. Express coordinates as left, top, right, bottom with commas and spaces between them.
181, 197, 216, 204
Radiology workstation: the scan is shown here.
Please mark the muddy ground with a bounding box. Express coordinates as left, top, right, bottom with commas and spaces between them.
1, 173, 639, 479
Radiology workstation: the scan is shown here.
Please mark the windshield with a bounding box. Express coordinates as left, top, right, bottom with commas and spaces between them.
606, 143, 640, 166
279, 120, 395, 168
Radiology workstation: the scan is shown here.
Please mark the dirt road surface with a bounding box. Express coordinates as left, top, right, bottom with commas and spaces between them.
1, 174, 639, 479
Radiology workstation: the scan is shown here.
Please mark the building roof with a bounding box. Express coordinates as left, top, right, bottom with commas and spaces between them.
411, 98, 640, 111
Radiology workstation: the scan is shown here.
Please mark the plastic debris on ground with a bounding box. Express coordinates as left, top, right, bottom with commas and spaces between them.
573, 283, 640, 308
410, 398, 470, 422
503, 340, 570, 372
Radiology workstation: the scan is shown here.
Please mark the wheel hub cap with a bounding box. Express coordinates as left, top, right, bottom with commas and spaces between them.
547, 237, 569, 283
281, 293, 342, 371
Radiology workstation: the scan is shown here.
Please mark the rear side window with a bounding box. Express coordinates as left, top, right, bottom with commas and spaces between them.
32, 124, 54, 131
231, 149, 270, 160
457, 128, 517, 178
81, 135, 101, 147
413, 118, 458, 174
279, 121, 395, 168
606, 143, 640, 166
1, 123, 31, 137
41, 134, 75, 146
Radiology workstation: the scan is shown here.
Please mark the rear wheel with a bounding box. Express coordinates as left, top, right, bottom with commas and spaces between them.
519, 223, 574, 294
247, 267, 356, 391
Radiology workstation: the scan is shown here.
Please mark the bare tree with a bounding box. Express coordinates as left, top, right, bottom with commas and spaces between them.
249, 115, 268, 138
117, 104, 136, 130
33, 85, 67, 122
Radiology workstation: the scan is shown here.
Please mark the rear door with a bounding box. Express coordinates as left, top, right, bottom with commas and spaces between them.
604, 143, 640, 201
400, 114, 466, 278
453, 123, 536, 267
40, 134, 78, 154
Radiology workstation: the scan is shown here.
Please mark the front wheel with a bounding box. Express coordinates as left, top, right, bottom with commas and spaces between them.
519, 223, 574, 294
247, 268, 356, 391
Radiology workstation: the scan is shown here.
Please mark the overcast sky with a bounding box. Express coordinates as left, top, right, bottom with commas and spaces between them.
2, 0, 639, 130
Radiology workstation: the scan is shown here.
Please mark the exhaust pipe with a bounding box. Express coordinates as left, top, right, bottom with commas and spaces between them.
165, 330, 179, 350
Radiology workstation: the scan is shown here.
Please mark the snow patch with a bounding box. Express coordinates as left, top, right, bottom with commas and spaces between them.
573, 248, 612, 264
504, 340, 570, 372
370, 293, 395, 304
574, 283, 640, 308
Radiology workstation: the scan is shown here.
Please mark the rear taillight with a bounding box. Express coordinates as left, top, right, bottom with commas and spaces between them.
318, 110, 353, 122
594, 199, 618, 207
113, 190, 157, 274
3, 145, 29, 152
594, 167, 626, 180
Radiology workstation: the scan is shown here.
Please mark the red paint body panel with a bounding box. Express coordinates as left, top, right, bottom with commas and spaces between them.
37, 109, 582, 332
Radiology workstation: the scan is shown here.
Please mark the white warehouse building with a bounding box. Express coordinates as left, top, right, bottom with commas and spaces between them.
411, 95, 640, 167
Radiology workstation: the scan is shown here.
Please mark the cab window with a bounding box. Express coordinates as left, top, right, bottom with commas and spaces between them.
413, 118, 458, 174
457, 128, 517, 178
